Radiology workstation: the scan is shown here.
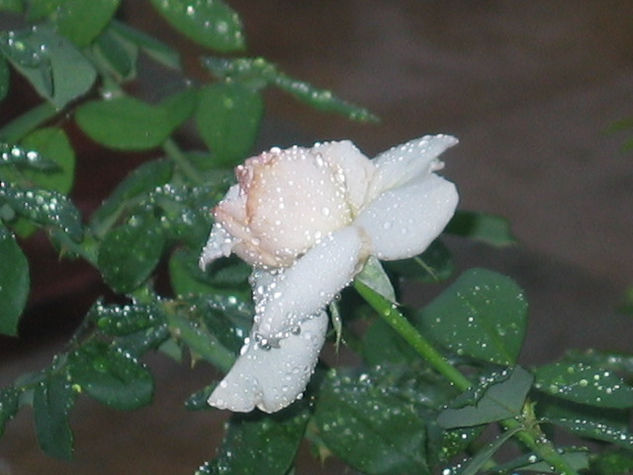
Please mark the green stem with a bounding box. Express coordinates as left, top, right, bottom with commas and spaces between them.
163, 138, 203, 185
0, 102, 58, 143
354, 280, 470, 391
353, 279, 579, 475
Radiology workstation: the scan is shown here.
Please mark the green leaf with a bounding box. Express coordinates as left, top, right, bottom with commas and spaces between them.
68, 341, 154, 410
97, 214, 165, 293
591, 450, 633, 475
415, 268, 527, 365
0, 26, 96, 109
150, 0, 245, 53
195, 82, 263, 166
437, 366, 533, 428
362, 318, 418, 365
534, 361, 633, 408
454, 425, 523, 475
355, 256, 396, 303
0, 56, 9, 100
25, 0, 57, 20
91, 301, 164, 336
493, 448, 589, 474
446, 210, 517, 246
0, 0, 23, 13
114, 324, 170, 358
20, 127, 75, 193
0, 182, 82, 240
197, 403, 310, 474
0, 387, 20, 436
164, 305, 235, 372
203, 56, 378, 122
33, 372, 75, 460
0, 142, 60, 170
110, 20, 180, 70
53, 0, 121, 46
564, 349, 633, 376
90, 159, 173, 235
196, 293, 252, 353
550, 416, 633, 449
314, 367, 431, 475
75, 89, 196, 150
384, 240, 454, 283
0, 225, 29, 336
93, 25, 138, 81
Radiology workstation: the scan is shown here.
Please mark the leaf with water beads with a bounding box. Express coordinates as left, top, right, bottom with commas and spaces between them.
491, 448, 589, 474
355, 256, 397, 303
0, 224, 29, 336
97, 214, 165, 293
534, 361, 633, 409
591, 449, 633, 475
196, 402, 310, 475
33, 372, 76, 460
0, 26, 96, 109
446, 210, 517, 247
314, 367, 432, 474
362, 318, 418, 365
0, 142, 60, 171
50, 0, 121, 47
202, 56, 379, 122
415, 268, 527, 365
149, 0, 245, 53
195, 82, 263, 166
437, 366, 533, 428
92, 24, 139, 82
68, 341, 154, 411
0, 182, 83, 240
91, 300, 164, 336
0, 387, 19, 437
20, 127, 75, 194
564, 349, 633, 376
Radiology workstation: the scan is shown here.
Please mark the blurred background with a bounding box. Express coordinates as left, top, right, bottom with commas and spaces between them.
1, 1, 633, 473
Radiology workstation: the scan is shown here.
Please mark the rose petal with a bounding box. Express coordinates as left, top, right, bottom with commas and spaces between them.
207, 310, 328, 413
253, 226, 366, 340
355, 173, 458, 260
199, 222, 238, 270
368, 135, 458, 198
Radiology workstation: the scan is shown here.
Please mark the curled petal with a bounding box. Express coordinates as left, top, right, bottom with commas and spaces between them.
253, 226, 366, 340
369, 135, 458, 197
355, 174, 458, 261
208, 310, 329, 413
199, 222, 238, 270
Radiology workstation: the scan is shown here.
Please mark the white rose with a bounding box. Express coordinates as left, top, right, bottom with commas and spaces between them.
200, 135, 459, 413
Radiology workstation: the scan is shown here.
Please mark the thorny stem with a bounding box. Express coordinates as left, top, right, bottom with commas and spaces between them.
353, 279, 579, 475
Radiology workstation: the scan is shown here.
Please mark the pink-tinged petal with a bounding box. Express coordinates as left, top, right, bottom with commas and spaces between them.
313, 140, 376, 214
369, 135, 458, 198
355, 174, 458, 261
207, 310, 328, 413
253, 226, 366, 341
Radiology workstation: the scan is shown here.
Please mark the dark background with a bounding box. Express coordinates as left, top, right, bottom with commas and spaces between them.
1, 2, 633, 473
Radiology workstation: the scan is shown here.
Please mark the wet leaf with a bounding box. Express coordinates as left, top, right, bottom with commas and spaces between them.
493, 448, 589, 474
75, 89, 196, 150
196, 293, 251, 353
33, 372, 75, 460
0, 225, 29, 336
0, 182, 82, 240
362, 318, 417, 366
415, 268, 527, 365
437, 366, 533, 428
68, 341, 154, 410
202, 56, 378, 122
0, 26, 96, 109
563, 349, 633, 376
90, 159, 173, 235
356, 256, 396, 303
446, 210, 517, 246
0, 0, 22, 13
195, 82, 263, 166
21, 127, 75, 193
197, 403, 310, 474
53, 0, 121, 46
591, 450, 633, 475
314, 367, 431, 474
534, 361, 633, 408
98, 214, 165, 293
150, 0, 245, 53
115, 324, 170, 358
110, 20, 180, 70
0, 56, 9, 100
0, 142, 59, 170
0, 387, 20, 436
453, 425, 523, 475
384, 240, 453, 283
91, 301, 164, 336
